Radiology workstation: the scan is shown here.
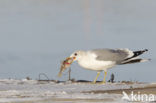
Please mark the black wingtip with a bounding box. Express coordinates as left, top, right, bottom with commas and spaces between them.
144, 49, 148, 52
124, 49, 149, 61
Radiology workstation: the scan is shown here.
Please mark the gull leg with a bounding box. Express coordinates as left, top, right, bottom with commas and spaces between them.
102, 71, 107, 84
92, 72, 100, 84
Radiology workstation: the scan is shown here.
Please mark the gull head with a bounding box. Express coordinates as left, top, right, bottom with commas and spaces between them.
69, 50, 85, 61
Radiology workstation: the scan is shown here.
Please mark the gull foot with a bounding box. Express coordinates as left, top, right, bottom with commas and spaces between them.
100, 81, 106, 84
91, 81, 97, 84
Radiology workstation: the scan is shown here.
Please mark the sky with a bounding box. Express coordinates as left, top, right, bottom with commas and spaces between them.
0, 0, 156, 82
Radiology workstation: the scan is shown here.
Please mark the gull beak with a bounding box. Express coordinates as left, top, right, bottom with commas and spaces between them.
73, 57, 76, 60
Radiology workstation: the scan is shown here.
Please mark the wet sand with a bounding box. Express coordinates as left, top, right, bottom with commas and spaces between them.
2, 80, 156, 103
50, 83, 156, 103
83, 83, 156, 94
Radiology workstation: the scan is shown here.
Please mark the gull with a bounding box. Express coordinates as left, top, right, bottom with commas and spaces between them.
68, 48, 149, 83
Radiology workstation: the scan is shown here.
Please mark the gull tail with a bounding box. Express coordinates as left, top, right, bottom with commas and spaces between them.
121, 49, 150, 64
121, 58, 151, 64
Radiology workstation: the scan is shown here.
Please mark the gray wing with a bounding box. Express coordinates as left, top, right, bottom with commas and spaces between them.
91, 49, 133, 63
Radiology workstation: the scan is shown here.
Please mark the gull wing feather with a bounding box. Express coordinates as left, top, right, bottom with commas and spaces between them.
91, 48, 133, 64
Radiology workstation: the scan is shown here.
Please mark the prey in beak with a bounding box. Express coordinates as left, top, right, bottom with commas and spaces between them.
58, 57, 75, 77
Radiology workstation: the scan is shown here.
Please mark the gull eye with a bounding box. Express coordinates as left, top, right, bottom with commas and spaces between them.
74, 53, 77, 56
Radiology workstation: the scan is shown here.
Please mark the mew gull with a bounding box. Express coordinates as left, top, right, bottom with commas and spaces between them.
66, 48, 149, 83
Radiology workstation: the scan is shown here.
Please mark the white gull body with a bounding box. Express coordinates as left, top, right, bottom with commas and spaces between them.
69, 48, 149, 83
77, 51, 116, 72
